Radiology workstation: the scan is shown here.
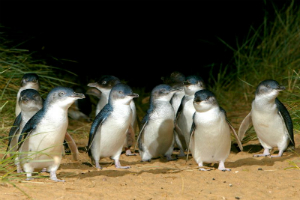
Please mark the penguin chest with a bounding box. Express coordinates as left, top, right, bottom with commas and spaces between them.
143, 105, 175, 155
29, 111, 68, 153
251, 108, 288, 147
178, 100, 195, 134
191, 112, 231, 163
96, 108, 132, 157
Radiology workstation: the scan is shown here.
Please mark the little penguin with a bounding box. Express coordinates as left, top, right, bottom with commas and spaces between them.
188, 89, 243, 171
88, 75, 139, 156
6, 89, 43, 172
238, 79, 294, 157
176, 75, 205, 150
17, 86, 85, 182
15, 73, 40, 117
137, 84, 178, 162
87, 83, 139, 169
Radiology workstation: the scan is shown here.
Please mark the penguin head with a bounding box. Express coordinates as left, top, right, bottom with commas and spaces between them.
162, 71, 185, 87
183, 75, 205, 96
19, 89, 43, 112
150, 84, 178, 102
45, 86, 85, 109
193, 89, 218, 112
108, 83, 139, 105
255, 79, 285, 99
87, 75, 121, 95
21, 73, 40, 90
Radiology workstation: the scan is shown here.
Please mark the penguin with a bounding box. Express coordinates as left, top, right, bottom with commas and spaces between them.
176, 75, 205, 150
162, 71, 186, 157
86, 83, 139, 169
88, 75, 139, 156
188, 89, 243, 171
137, 84, 178, 162
87, 75, 121, 116
17, 86, 85, 182
6, 89, 43, 173
15, 73, 40, 117
238, 79, 294, 157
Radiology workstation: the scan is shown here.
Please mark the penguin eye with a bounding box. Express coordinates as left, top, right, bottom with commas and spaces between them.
119, 90, 123, 94
102, 81, 107, 85
25, 78, 29, 82
59, 92, 65, 97
32, 79, 37, 83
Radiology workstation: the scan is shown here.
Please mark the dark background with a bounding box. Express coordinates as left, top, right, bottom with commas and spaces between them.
0, 1, 292, 92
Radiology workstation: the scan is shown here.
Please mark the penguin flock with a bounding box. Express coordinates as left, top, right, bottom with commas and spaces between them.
5, 72, 295, 182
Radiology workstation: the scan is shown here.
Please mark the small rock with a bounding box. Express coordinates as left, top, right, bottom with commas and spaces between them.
212, 178, 215, 180
235, 197, 240, 199
258, 168, 263, 171
223, 181, 226, 183
229, 184, 233, 187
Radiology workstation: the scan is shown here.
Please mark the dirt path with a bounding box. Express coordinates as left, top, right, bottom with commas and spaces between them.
1, 120, 300, 200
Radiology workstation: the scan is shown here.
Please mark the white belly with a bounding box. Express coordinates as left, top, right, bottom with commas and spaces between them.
191, 111, 231, 163
251, 109, 289, 149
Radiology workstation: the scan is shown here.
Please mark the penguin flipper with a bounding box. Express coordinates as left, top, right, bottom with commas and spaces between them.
7, 113, 22, 151
186, 113, 196, 162
227, 119, 243, 151
135, 114, 149, 152
17, 110, 44, 150
219, 107, 243, 151
238, 112, 252, 142
175, 96, 185, 121
275, 98, 294, 147
64, 132, 79, 161
87, 104, 112, 155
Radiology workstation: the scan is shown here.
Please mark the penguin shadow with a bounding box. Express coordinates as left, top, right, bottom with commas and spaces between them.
226, 145, 300, 168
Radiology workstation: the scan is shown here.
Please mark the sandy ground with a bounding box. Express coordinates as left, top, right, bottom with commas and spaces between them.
1, 118, 300, 200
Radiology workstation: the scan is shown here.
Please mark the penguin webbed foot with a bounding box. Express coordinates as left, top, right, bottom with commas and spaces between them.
199, 168, 211, 171
253, 153, 270, 157
140, 159, 151, 162
115, 159, 130, 169
166, 155, 177, 161
50, 171, 65, 182
125, 149, 137, 156
95, 163, 103, 170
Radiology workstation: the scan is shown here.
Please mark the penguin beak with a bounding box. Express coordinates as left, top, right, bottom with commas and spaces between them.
72, 92, 85, 99
87, 82, 100, 89
277, 85, 285, 91
128, 93, 139, 98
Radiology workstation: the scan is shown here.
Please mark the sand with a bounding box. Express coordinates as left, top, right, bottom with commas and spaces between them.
1, 119, 299, 200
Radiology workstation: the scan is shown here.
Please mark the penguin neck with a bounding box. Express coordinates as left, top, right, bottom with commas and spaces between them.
253, 95, 277, 111
21, 108, 40, 121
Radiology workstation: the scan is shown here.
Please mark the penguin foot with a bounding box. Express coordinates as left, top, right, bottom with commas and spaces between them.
253, 154, 270, 157
141, 159, 151, 162
166, 155, 177, 161
177, 150, 186, 157
270, 154, 282, 158
26, 177, 34, 181
95, 163, 103, 170
50, 171, 65, 182
125, 149, 137, 156
40, 168, 48, 172
219, 168, 231, 172
115, 159, 130, 169
199, 168, 211, 171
